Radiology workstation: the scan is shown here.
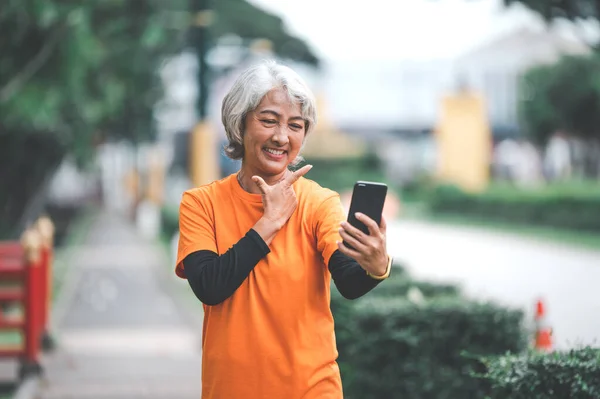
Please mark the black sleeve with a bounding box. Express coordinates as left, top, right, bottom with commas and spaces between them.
182, 229, 270, 306
328, 250, 386, 300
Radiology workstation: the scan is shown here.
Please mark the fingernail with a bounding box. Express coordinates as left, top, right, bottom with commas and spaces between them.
355, 212, 362, 218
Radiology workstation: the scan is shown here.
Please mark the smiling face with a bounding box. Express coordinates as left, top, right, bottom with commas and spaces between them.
242, 87, 306, 180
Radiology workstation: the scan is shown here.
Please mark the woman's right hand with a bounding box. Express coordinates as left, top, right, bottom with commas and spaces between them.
251, 165, 312, 244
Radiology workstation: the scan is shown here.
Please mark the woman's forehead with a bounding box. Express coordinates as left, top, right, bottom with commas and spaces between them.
256, 88, 302, 115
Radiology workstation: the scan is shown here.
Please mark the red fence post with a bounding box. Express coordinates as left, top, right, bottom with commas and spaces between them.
19, 228, 43, 379
36, 216, 55, 351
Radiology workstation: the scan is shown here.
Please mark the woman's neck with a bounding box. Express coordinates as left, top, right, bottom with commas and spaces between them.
237, 164, 288, 194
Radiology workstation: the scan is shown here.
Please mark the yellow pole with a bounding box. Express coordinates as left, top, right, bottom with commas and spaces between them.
434, 91, 492, 193
190, 120, 219, 187
146, 146, 166, 206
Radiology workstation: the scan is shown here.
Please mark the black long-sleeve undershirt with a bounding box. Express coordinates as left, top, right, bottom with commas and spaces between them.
182, 229, 270, 305
182, 229, 385, 306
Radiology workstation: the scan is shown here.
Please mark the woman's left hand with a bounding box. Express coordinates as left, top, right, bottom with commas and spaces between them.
337, 213, 389, 276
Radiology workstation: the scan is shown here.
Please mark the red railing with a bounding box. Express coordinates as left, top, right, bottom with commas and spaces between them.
0, 217, 55, 380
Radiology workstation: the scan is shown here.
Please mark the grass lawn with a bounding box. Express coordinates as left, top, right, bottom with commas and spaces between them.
402, 201, 600, 252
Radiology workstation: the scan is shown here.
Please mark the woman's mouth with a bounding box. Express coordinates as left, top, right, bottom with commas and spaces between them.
263, 147, 287, 161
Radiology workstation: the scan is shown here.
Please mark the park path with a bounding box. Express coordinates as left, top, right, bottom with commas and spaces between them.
36, 210, 203, 399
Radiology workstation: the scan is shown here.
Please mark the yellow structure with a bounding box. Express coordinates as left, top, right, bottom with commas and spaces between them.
434, 91, 492, 193
190, 120, 220, 188
146, 146, 166, 205
301, 93, 366, 160
123, 169, 140, 203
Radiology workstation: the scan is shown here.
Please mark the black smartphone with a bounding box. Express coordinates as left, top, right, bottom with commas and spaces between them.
343, 181, 388, 249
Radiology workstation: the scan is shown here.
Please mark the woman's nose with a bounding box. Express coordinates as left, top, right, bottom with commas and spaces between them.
272, 127, 290, 145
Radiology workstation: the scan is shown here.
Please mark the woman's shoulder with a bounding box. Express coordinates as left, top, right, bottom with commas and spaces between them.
181, 174, 235, 203
296, 177, 340, 204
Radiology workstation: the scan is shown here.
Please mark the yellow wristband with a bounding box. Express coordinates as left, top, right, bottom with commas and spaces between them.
367, 255, 392, 280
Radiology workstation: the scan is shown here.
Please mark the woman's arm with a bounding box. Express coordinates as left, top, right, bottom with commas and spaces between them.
183, 229, 269, 305
328, 250, 389, 299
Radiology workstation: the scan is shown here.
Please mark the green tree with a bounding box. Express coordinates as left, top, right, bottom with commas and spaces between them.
0, 0, 319, 161
520, 54, 600, 143
505, 0, 600, 21
0, 0, 318, 238
212, 0, 319, 66
0, 0, 186, 161
504, 0, 600, 50
519, 53, 600, 176
504, 0, 600, 177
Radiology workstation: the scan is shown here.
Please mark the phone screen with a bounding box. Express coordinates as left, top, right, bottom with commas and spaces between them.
344, 181, 387, 248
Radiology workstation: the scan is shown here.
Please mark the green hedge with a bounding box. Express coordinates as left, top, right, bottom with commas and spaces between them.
301, 153, 387, 193
428, 184, 600, 233
161, 205, 179, 240
331, 269, 526, 399
369, 274, 459, 298
480, 347, 600, 398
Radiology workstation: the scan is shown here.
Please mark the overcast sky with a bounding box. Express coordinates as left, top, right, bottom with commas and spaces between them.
243, 0, 597, 127
247, 0, 526, 61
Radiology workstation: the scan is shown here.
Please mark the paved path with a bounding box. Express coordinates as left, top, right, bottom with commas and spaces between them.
387, 220, 600, 350
36, 211, 203, 399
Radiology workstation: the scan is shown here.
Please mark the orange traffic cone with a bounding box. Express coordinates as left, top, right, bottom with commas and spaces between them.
534, 298, 553, 352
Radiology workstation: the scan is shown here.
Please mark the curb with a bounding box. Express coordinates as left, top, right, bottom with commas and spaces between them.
12, 376, 40, 399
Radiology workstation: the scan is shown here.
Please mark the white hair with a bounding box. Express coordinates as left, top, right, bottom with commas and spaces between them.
221, 59, 317, 162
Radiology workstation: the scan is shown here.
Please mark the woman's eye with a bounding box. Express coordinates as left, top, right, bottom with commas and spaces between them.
261, 119, 276, 125
290, 124, 303, 130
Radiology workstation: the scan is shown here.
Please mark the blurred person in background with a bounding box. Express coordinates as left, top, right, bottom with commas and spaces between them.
175, 60, 392, 398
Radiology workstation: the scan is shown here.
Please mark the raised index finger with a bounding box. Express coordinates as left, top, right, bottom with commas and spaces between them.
286, 164, 313, 184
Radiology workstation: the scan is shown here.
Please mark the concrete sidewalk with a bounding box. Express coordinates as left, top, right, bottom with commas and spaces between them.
31, 210, 203, 399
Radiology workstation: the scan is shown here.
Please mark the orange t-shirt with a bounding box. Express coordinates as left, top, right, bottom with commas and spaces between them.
176, 173, 346, 399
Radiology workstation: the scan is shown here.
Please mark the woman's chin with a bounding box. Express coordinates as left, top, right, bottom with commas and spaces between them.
258, 155, 290, 174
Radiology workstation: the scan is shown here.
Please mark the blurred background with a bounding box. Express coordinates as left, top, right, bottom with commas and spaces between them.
2, 0, 600, 398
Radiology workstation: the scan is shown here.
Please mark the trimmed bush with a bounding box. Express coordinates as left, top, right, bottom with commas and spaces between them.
332, 294, 526, 399
480, 347, 600, 398
302, 153, 387, 193
369, 273, 459, 299
331, 263, 457, 387
160, 205, 179, 240
429, 183, 600, 233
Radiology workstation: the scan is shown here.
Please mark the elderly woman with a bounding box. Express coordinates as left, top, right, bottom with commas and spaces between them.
176, 60, 392, 399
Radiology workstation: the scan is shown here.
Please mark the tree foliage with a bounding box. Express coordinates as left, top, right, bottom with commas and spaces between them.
504, 1, 600, 52
0, 0, 187, 161
0, 0, 318, 236
212, 0, 319, 66
0, 0, 319, 162
505, 0, 600, 21
519, 53, 600, 144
